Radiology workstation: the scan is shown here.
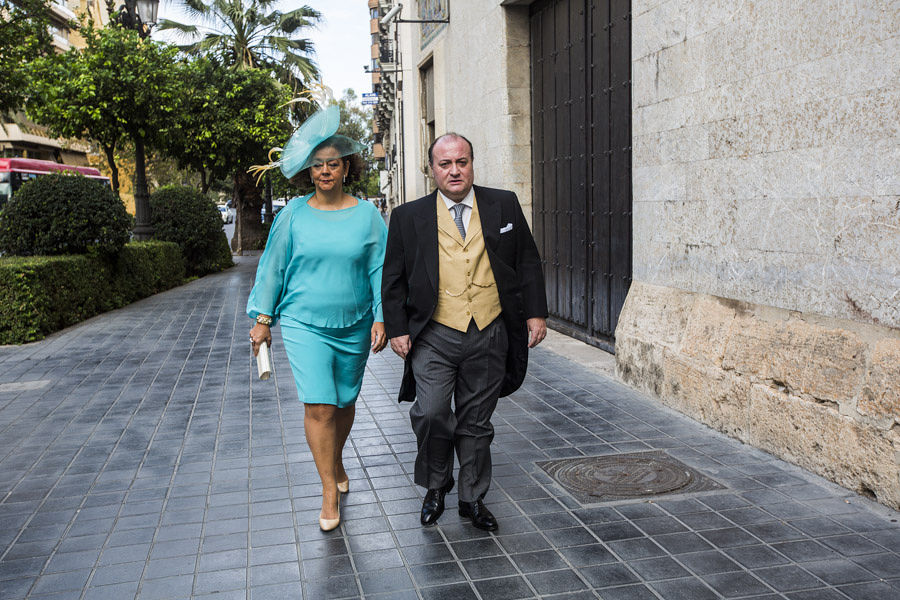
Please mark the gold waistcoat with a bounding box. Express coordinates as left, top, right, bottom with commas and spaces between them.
431, 196, 502, 332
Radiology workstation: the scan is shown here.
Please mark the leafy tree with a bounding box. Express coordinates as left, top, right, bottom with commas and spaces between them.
160, 57, 291, 252
27, 25, 180, 195
158, 0, 321, 90
0, 0, 54, 115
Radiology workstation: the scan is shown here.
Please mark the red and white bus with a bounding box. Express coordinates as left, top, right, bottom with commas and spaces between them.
0, 158, 111, 209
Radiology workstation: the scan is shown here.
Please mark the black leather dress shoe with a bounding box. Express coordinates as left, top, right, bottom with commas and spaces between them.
458, 500, 498, 531
420, 477, 454, 526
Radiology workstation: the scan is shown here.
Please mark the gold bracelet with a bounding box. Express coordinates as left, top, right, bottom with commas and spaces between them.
256, 315, 273, 326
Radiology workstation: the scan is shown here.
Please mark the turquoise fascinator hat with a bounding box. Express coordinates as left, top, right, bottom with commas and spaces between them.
249, 85, 367, 183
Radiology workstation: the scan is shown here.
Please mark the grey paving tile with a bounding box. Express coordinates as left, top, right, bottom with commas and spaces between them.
819, 534, 890, 556
591, 521, 644, 542
89, 561, 145, 586
698, 526, 761, 548
803, 558, 881, 586
497, 532, 552, 554
837, 580, 900, 600
303, 574, 359, 599
410, 561, 466, 587
0, 576, 35, 599
629, 556, 691, 581
30, 569, 92, 595
785, 589, 851, 600
419, 581, 479, 600
193, 568, 247, 595
676, 550, 743, 575
43, 549, 101, 573
510, 549, 568, 573
724, 544, 792, 569
472, 575, 536, 599
652, 532, 715, 554
201, 533, 247, 554
352, 548, 405, 572
772, 539, 841, 563
301, 554, 353, 580
249, 561, 301, 585
461, 555, 518, 580
592, 583, 659, 599
753, 565, 827, 592
83, 581, 140, 600
198, 549, 247, 572
580, 562, 640, 588
850, 551, 900, 579
249, 581, 304, 600
701, 571, 772, 597
648, 577, 719, 600
526, 568, 589, 594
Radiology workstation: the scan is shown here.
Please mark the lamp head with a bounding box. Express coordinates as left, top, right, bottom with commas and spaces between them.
380, 4, 403, 26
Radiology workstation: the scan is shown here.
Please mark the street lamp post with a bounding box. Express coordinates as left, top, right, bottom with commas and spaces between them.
114, 0, 158, 39
113, 0, 159, 240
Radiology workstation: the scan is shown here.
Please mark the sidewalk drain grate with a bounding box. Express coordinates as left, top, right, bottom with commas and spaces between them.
537, 451, 723, 504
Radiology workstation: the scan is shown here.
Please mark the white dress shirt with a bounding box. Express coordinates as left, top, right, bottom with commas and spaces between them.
439, 188, 475, 233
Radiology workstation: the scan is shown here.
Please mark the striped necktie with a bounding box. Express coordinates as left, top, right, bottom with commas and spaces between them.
450, 203, 466, 240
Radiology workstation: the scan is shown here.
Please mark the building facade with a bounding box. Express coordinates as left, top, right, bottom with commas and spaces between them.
0, 0, 110, 164
376, 0, 900, 509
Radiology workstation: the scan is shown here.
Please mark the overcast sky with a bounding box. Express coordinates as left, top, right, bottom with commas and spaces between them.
156, 0, 373, 100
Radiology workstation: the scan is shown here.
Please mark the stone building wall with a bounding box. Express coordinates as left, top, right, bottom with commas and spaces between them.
619, 1, 900, 507
399, 1, 534, 220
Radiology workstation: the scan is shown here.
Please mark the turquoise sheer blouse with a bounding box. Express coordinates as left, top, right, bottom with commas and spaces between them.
247, 194, 387, 328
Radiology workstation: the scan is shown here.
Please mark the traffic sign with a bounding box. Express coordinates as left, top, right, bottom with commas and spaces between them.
362, 92, 379, 99
362, 99, 378, 105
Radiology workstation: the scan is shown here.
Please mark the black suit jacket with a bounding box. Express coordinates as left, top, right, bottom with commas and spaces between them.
381, 185, 548, 402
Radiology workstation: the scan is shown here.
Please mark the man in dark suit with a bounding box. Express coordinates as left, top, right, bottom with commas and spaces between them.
382, 133, 548, 530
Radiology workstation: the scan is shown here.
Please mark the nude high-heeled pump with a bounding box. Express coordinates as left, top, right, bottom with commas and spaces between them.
319, 511, 340, 532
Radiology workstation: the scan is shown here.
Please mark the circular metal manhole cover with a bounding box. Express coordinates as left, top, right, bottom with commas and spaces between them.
553, 455, 694, 500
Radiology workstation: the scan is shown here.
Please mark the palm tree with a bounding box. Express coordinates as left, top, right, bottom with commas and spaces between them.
157, 0, 321, 89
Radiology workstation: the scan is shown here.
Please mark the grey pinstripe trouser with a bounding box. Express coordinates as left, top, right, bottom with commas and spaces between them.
408, 317, 508, 502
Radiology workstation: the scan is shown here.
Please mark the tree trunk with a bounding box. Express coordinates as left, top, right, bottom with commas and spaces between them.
102, 144, 119, 194
132, 136, 153, 240
231, 169, 266, 254
200, 168, 209, 194
263, 173, 273, 223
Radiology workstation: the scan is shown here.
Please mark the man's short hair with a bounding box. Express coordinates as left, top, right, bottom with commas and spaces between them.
427, 133, 474, 165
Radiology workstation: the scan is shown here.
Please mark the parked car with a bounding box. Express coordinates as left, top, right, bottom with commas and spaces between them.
260, 199, 286, 221
218, 205, 233, 224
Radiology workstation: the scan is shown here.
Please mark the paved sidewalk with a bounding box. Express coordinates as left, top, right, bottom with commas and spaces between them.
1, 257, 899, 600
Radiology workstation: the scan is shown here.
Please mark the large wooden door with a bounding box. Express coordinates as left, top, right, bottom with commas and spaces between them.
530, 0, 632, 350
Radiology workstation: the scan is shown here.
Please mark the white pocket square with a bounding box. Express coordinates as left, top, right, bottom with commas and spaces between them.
500, 223, 513, 234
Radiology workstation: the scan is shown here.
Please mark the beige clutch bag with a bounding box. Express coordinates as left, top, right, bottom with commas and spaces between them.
257, 341, 272, 380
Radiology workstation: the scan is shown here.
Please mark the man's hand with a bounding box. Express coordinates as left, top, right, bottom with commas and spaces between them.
526, 318, 547, 348
390, 334, 412, 360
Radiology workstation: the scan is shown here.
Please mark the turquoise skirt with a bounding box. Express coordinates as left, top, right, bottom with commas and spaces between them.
280, 315, 373, 408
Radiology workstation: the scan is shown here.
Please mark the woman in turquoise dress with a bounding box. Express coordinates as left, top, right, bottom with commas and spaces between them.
247, 104, 387, 531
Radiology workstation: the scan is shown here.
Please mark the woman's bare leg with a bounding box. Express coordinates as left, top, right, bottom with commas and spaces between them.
304, 403, 340, 520
334, 405, 356, 485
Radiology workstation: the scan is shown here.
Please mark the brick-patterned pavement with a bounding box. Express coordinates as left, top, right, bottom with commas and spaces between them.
1, 256, 899, 600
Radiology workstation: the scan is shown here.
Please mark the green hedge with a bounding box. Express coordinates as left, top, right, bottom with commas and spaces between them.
0, 241, 184, 345
0, 173, 132, 256
150, 186, 233, 275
